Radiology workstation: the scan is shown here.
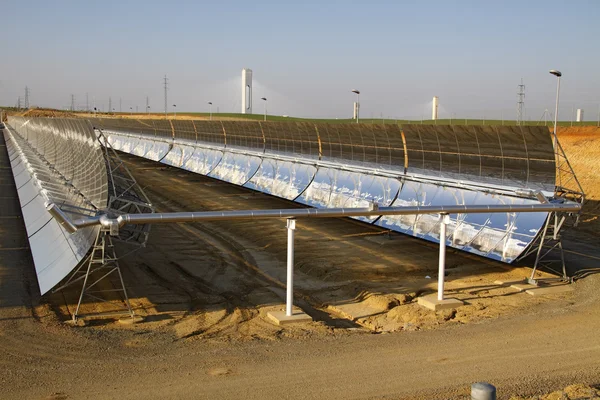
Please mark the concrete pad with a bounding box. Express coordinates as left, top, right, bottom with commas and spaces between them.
510, 283, 538, 292
417, 295, 464, 311
525, 285, 574, 296
267, 310, 313, 325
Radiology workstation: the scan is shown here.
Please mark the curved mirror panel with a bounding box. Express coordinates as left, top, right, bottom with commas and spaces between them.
183, 147, 224, 175
208, 152, 262, 185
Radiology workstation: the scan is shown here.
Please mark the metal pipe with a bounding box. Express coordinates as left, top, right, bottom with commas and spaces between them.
286, 219, 296, 316
116, 203, 580, 228
438, 214, 449, 301
46, 201, 582, 233
45, 202, 79, 234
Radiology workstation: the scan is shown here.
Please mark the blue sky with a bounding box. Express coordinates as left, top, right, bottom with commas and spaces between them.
1, 0, 598, 120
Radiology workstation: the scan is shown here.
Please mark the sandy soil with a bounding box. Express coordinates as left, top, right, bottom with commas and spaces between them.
0, 127, 599, 399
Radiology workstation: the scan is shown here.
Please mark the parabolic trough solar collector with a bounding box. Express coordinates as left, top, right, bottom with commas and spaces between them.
90, 117, 558, 263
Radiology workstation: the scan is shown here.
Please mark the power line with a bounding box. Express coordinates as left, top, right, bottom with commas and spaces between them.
24, 86, 30, 109
163, 75, 169, 117
517, 78, 525, 125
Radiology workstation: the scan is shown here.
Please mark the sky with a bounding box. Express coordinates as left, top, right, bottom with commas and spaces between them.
1, 0, 599, 120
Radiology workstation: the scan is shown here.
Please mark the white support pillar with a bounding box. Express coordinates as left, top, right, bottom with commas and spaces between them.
286, 218, 296, 317
438, 214, 450, 301
266, 218, 311, 325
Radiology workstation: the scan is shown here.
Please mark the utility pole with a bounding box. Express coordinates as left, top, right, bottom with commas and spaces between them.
71, 94, 75, 111
517, 78, 525, 125
163, 75, 168, 117
108, 97, 112, 114
24, 86, 30, 109
119, 97, 122, 113
146, 96, 149, 114
86, 93, 89, 112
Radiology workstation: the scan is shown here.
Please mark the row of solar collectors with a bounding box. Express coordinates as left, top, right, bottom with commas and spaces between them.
4, 117, 109, 294
90, 118, 556, 193
100, 122, 548, 263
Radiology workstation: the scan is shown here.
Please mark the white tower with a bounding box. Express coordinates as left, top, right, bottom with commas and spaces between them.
432, 96, 439, 120
576, 109, 584, 122
242, 68, 253, 114
353, 102, 359, 120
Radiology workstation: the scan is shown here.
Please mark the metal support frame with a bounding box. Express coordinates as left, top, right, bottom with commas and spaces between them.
515, 128, 584, 283
96, 129, 154, 247
53, 227, 135, 323
522, 211, 569, 285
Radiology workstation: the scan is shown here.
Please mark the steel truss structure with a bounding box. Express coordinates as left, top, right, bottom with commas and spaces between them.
53, 227, 134, 323
517, 129, 585, 283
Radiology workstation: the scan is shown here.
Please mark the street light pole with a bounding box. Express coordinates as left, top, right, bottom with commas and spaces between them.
352, 89, 360, 123
173, 104, 177, 118
261, 97, 267, 121
549, 70, 562, 150
208, 102, 213, 120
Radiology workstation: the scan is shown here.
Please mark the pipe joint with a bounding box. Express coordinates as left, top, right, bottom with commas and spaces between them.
99, 214, 120, 236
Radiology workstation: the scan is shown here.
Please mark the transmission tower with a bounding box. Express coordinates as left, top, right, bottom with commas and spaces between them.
24, 86, 30, 109
71, 94, 75, 111
163, 75, 168, 116
517, 78, 525, 125
16, 96, 21, 110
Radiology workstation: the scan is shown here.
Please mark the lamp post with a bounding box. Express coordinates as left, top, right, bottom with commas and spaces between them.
208, 102, 213, 120
549, 69, 562, 150
261, 97, 267, 121
147, 105, 150, 114
129, 107, 132, 115
351, 89, 360, 123
173, 104, 177, 118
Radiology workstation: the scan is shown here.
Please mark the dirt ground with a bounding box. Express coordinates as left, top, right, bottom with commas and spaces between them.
0, 126, 599, 399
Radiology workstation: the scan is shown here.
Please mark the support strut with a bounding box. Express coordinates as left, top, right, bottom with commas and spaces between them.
54, 227, 135, 323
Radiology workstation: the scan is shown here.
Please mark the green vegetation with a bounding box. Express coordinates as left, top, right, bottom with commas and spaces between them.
174, 112, 599, 127
4, 107, 599, 127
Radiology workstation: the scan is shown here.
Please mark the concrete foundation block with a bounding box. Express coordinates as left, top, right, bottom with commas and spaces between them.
267, 310, 313, 325
525, 284, 574, 296
509, 283, 537, 292
417, 294, 464, 311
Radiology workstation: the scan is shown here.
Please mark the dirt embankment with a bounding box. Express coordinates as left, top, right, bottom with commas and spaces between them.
558, 126, 600, 200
